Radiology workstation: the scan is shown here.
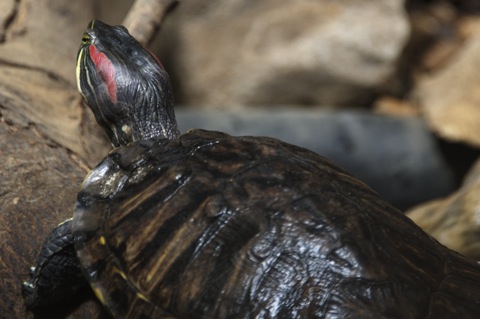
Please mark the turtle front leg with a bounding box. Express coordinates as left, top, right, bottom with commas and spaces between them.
22, 218, 87, 309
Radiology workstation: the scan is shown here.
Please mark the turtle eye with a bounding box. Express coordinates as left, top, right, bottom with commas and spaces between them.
82, 33, 91, 45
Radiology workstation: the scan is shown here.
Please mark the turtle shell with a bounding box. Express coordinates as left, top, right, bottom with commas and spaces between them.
73, 129, 480, 319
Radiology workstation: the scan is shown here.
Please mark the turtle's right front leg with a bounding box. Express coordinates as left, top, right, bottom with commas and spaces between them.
22, 218, 87, 309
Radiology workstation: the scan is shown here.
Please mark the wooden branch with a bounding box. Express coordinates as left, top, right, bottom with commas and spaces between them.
123, 0, 179, 46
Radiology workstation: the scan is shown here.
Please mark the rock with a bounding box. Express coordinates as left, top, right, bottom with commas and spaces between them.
413, 18, 480, 147
407, 157, 480, 260
177, 109, 456, 210
157, 0, 410, 108
406, 0, 461, 72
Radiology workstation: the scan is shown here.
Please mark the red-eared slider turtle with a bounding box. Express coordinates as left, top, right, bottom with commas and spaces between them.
22, 20, 480, 319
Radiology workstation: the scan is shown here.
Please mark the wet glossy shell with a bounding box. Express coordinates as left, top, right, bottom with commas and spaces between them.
73, 129, 480, 319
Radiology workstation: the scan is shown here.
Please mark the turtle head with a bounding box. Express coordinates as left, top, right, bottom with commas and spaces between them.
76, 20, 179, 147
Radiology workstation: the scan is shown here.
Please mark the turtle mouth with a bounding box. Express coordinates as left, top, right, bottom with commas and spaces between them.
75, 46, 88, 96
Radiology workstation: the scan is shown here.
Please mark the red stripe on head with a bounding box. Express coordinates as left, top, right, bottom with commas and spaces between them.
89, 45, 118, 103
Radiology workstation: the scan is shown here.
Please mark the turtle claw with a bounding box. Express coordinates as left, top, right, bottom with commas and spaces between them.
22, 267, 40, 309
21, 280, 38, 309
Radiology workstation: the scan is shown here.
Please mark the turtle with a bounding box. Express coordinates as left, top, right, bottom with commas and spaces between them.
22, 20, 480, 319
